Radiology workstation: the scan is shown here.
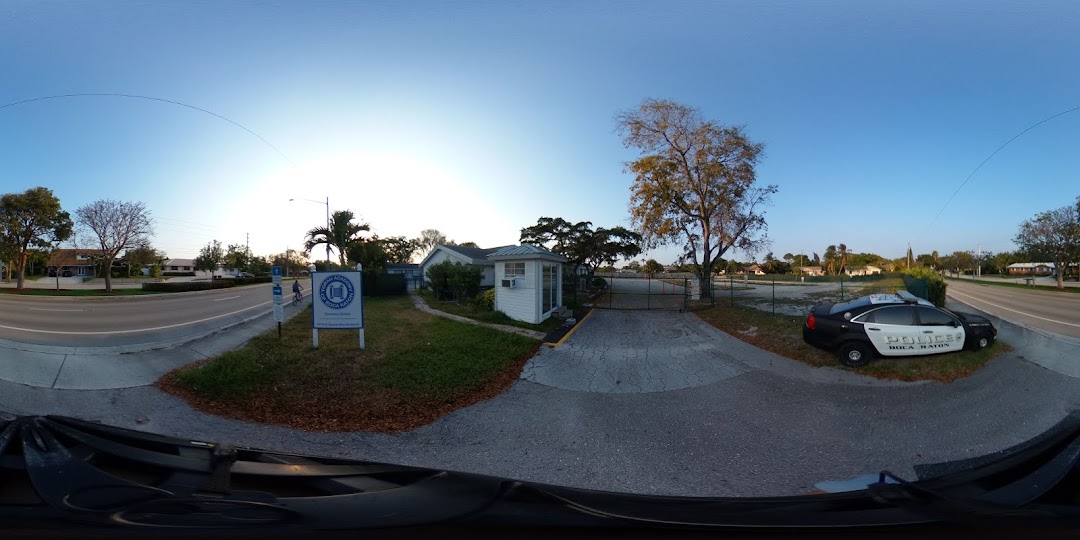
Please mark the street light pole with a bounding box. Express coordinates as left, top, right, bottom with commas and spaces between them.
290, 196, 332, 267
325, 196, 330, 267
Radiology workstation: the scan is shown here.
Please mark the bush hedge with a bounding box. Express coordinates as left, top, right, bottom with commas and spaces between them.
902, 267, 947, 307
143, 281, 228, 292
162, 271, 196, 277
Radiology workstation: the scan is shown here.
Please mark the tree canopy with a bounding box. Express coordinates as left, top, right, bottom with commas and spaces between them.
73, 199, 154, 291
616, 99, 775, 297
519, 217, 641, 279
304, 210, 370, 267
194, 240, 225, 275
1014, 197, 1080, 289
0, 187, 74, 289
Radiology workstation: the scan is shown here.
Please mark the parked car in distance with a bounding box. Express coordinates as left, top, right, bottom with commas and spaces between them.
803, 290, 997, 367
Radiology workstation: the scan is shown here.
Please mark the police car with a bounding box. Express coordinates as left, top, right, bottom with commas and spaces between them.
802, 290, 997, 367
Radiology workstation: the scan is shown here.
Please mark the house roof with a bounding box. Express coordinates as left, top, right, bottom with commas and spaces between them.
386, 263, 419, 270
47, 249, 107, 267
488, 244, 567, 262
1007, 262, 1055, 268
164, 258, 196, 267
419, 244, 513, 267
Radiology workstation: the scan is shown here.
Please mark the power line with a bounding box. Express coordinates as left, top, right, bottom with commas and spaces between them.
0, 93, 294, 166
927, 104, 1080, 229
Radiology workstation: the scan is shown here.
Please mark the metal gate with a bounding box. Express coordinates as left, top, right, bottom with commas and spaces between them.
594, 274, 689, 311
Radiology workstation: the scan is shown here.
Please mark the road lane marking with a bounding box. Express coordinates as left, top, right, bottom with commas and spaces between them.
949, 289, 1080, 329
212, 296, 241, 302
0, 300, 274, 335
28, 308, 84, 312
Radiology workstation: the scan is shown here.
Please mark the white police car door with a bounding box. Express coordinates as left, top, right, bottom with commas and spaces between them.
856, 306, 925, 357
915, 306, 966, 354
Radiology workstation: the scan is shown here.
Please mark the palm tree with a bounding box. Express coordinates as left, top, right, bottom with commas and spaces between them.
304, 210, 370, 267
838, 243, 848, 274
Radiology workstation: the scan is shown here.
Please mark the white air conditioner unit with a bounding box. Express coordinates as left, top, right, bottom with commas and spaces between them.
501, 278, 518, 288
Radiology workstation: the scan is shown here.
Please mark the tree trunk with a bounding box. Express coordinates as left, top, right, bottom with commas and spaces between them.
16, 252, 27, 289
698, 261, 713, 299
104, 255, 114, 292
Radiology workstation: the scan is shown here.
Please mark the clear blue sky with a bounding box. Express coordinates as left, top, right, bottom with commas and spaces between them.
2, 1, 1078, 263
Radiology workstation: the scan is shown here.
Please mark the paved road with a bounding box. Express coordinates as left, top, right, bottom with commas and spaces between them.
946, 279, 1080, 340
0, 283, 297, 347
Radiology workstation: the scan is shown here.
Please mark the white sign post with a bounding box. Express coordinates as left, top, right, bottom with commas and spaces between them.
271, 266, 284, 338
311, 264, 364, 349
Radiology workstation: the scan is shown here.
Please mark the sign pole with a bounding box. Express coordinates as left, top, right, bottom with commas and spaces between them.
271, 266, 284, 339
357, 263, 365, 349
309, 264, 319, 348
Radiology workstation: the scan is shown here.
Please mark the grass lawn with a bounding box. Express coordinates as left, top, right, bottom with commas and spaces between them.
417, 290, 568, 333
0, 288, 159, 296
157, 295, 541, 433
946, 277, 1080, 294
692, 302, 1010, 383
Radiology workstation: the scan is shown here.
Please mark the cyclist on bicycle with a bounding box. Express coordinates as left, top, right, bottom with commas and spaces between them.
291, 278, 303, 302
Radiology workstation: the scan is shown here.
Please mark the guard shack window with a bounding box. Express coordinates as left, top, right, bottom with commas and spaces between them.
505, 262, 525, 278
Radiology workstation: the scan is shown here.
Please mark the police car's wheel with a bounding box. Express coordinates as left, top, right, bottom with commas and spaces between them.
837, 342, 873, 368
972, 335, 994, 351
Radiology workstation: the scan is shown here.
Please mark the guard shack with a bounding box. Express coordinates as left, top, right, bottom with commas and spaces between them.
489, 245, 566, 324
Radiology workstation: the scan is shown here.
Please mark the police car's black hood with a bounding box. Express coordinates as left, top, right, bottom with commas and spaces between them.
953, 311, 991, 325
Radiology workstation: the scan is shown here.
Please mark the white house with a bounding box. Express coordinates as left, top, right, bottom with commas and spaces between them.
418, 244, 513, 288
489, 245, 567, 324
846, 265, 882, 276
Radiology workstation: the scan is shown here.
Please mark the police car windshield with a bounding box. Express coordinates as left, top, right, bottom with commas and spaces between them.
828, 297, 875, 315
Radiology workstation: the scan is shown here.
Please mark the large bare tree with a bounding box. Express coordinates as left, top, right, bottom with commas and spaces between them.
616, 99, 776, 298
74, 199, 154, 292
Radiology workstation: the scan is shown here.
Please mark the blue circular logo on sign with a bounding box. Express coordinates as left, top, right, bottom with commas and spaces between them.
319, 275, 355, 309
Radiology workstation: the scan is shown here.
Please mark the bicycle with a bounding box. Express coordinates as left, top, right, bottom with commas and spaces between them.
292, 289, 303, 306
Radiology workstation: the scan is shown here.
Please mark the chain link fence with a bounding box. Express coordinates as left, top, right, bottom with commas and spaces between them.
688, 273, 923, 316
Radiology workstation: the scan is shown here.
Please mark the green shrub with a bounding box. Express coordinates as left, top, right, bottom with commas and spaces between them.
592, 277, 608, 289
232, 276, 272, 286
162, 271, 196, 277
425, 261, 483, 302
149, 265, 162, 278
903, 267, 947, 307
142, 281, 232, 292
478, 288, 495, 310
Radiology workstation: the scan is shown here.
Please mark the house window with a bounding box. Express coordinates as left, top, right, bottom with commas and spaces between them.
170, 266, 178, 271
542, 263, 558, 314
505, 262, 525, 279
183, 266, 191, 271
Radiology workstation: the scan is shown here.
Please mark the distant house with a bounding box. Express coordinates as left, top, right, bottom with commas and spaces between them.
794, 266, 824, 277
47, 249, 104, 277
418, 244, 514, 288
846, 265, 882, 276
162, 258, 209, 277
1006, 262, 1055, 276
745, 264, 766, 276
386, 263, 422, 289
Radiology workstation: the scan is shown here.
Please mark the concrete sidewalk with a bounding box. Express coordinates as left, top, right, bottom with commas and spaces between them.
408, 293, 546, 340
0, 295, 312, 390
